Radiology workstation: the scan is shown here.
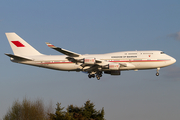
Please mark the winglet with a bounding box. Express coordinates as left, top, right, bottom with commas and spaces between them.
45, 42, 56, 48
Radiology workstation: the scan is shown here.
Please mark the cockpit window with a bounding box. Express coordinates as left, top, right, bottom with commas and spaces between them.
161, 52, 165, 54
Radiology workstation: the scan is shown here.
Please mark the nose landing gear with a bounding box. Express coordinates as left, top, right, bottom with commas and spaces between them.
156, 68, 160, 76
156, 72, 159, 76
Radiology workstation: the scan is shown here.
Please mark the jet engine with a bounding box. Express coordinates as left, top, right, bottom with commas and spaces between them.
102, 63, 120, 70
79, 58, 96, 64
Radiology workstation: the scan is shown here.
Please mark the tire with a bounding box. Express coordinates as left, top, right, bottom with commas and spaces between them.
156, 72, 159, 76
88, 74, 91, 78
96, 75, 100, 80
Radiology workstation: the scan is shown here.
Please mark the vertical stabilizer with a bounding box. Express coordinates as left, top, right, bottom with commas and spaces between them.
5, 33, 42, 56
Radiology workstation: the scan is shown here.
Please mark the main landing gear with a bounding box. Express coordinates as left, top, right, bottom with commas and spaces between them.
88, 74, 95, 78
156, 68, 160, 76
88, 71, 102, 80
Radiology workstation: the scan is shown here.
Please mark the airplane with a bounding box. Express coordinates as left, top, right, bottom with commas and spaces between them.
5, 32, 176, 80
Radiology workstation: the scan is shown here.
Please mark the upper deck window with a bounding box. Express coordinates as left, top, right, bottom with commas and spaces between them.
161, 52, 165, 54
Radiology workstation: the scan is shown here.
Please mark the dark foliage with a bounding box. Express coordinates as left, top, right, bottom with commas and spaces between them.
3, 98, 105, 120
49, 100, 105, 120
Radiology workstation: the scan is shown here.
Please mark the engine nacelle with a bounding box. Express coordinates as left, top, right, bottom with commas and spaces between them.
103, 63, 120, 70
83, 58, 96, 64
104, 70, 121, 75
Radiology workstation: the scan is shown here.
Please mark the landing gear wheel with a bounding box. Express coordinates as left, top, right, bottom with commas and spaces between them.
88, 74, 96, 79
99, 74, 102, 77
156, 68, 160, 76
88, 74, 92, 78
156, 72, 159, 76
92, 74, 95, 78
96, 75, 100, 80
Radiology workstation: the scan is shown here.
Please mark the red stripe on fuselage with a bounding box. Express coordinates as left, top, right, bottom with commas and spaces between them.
39, 62, 73, 64
38, 59, 170, 65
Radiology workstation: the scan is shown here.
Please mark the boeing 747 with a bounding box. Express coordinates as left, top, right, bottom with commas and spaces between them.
5, 33, 176, 80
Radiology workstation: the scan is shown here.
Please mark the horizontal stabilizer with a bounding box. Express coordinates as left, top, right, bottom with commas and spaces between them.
46, 42, 81, 57
5, 53, 33, 61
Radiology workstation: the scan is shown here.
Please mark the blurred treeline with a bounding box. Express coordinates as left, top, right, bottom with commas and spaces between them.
3, 98, 105, 120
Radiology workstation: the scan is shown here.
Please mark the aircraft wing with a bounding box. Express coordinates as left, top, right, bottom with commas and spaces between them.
46, 42, 81, 57
46, 42, 132, 70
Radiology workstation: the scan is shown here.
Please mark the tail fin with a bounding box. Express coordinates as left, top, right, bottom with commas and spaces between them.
5, 33, 42, 56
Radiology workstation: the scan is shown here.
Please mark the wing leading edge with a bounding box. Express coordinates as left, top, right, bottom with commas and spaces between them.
46, 42, 130, 68
45, 42, 135, 80
46, 42, 81, 57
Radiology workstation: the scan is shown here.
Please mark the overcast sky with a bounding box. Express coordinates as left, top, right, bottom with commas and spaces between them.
0, 1, 180, 120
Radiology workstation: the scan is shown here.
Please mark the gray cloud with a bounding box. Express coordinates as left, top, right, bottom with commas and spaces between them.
168, 31, 180, 40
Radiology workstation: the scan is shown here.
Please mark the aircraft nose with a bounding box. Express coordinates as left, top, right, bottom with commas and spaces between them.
171, 57, 176, 64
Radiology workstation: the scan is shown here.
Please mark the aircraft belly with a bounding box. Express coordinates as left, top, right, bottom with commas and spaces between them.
132, 61, 167, 69
44, 63, 79, 71
22, 61, 79, 71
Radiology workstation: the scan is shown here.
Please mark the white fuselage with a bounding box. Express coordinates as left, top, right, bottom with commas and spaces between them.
5, 32, 176, 79
12, 51, 176, 72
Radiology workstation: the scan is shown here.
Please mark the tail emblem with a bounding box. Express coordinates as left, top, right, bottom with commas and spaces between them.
11, 41, 25, 47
